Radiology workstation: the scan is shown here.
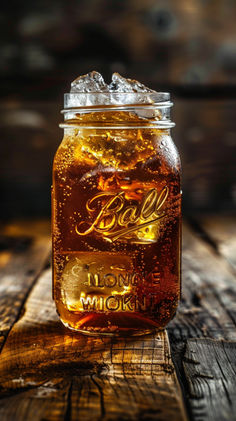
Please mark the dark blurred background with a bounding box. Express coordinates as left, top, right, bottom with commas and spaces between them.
0, 0, 236, 219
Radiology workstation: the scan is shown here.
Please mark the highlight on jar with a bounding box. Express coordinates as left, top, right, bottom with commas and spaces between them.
52, 71, 181, 336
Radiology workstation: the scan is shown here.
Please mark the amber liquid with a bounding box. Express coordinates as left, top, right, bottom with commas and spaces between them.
52, 111, 181, 336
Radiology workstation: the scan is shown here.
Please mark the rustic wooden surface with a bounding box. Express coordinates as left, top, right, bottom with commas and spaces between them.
0, 216, 235, 421
183, 338, 236, 421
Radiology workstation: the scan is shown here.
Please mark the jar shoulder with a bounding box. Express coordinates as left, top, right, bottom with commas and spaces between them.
53, 131, 181, 179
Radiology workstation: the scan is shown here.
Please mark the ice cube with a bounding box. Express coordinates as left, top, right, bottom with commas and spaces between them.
109, 73, 154, 93
66, 71, 157, 109
109, 73, 156, 111
71, 71, 108, 93
69, 71, 111, 107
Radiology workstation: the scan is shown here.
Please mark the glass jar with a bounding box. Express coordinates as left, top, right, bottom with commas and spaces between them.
52, 92, 181, 336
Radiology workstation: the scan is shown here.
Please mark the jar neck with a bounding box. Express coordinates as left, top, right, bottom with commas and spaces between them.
63, 127, 171, 138
60, 93, 175, 130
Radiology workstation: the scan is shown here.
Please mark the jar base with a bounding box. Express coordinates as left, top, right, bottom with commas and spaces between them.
61, 318, 162, 337
56, 304, 176, 337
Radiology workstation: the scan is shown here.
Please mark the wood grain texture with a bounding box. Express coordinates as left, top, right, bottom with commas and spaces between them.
168, 222, 236, 345
0, 378, 70, 421
0, 220, 51, 351
198, 215, 236, 273
0, 269, 187, 421
183, 338, 236, 421
167, 221, 236, 419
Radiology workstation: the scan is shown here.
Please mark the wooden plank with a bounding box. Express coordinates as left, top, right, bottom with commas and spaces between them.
168, 223, 236, 343
0, 220, 51, 351
198, 215, 236, 272
0, 269, 187, 421
167, 222, 236, 418
183, 338, 236, 421
0, 378, 70, 421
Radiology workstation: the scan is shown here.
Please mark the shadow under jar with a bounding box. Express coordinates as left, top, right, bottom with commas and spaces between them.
52, 92, 181, 336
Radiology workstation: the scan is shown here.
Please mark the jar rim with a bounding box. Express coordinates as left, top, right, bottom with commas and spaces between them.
61, 103, 173, 113
61, 92, 175, 129
64, 92, 171, 108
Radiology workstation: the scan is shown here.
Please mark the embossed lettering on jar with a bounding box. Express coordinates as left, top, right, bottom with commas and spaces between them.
52, 72, 181, 336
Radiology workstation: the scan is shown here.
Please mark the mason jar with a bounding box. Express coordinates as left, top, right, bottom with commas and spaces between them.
52, 92, 181, 336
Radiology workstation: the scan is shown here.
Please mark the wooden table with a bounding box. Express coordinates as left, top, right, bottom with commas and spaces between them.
0, 217, 235, 421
